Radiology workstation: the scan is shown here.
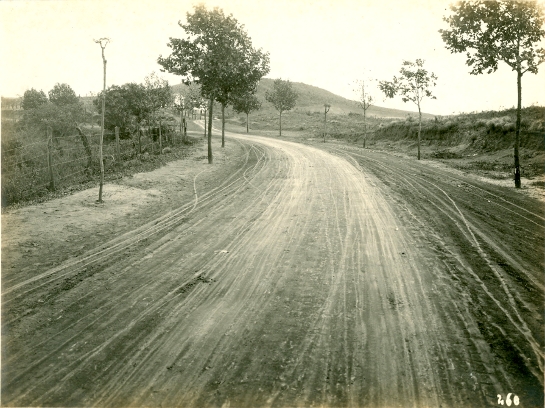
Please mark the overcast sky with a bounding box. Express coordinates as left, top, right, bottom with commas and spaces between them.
1, 0, 544, 115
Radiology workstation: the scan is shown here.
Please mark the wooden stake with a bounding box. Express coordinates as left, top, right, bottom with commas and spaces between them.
94, 37, 109, 203
47, 127, 55, 191
115, 126, 120, 161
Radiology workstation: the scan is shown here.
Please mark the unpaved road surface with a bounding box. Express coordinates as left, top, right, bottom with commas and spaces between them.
2, 128, 544, 407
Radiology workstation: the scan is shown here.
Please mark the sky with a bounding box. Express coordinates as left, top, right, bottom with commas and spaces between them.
1, 0, 544, 116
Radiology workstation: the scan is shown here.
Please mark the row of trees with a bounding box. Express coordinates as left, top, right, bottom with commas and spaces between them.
21, 83, 86, 138
158, 5, 271, 163
352, 0, 544, 189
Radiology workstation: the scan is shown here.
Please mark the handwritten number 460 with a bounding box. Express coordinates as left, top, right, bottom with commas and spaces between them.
498, 393, 519, 406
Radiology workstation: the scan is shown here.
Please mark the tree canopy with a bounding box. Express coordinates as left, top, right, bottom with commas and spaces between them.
48, 83, 79, 107
158, 5, 269, 101
23, 102, 84, 138
93, 83, 149, 136
232, 92, 261, 116
379, 59, 437, 160
265, 79, 298, 115
158, 5, 270, 161
144, 72, 173, 128
232, 92, 261, 133
440, 0, 545, 187
22, 83, 84, 137
22, 88, 48, 110
440, 0, 545, 76
265, 78, 298, 136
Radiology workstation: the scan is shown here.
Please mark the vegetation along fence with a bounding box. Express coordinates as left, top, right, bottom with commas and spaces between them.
1, 123, 181, 207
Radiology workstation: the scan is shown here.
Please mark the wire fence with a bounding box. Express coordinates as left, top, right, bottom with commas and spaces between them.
1, 124, 184, 206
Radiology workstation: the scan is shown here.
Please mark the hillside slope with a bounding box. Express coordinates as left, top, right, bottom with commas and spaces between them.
172, 78, 431, 119
257, 78, 433, 118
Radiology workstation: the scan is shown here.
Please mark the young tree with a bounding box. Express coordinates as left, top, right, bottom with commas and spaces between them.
354, 78, 374, 148
158, 5, 270, 162
232, 92, 261, 133
216, 47, 269, 147
379, 60, 437, 160
265, 79, 298, 136
440, 0, 545, 188
21, 88, 48, 110
48, 83, 79, 107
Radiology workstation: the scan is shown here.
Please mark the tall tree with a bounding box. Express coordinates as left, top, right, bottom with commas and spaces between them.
48, 83, 79, 107
265, 79, 298, 136
354, 78, 375, 148
215, 47, 269, 147
379, 59, 437, 160
21, 88, 48, 110
158, 5, 270, 163
440, 0, 545, 188
232, 92, 261, 133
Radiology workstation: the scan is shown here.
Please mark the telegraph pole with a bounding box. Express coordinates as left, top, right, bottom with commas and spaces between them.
94, 37, 110, 203
323, 103, 330, 142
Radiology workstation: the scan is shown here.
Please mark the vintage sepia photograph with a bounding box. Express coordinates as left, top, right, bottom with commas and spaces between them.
1, 0, 544, 406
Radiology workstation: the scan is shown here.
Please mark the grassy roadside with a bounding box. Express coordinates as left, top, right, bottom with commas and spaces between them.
217, 106, 545, 189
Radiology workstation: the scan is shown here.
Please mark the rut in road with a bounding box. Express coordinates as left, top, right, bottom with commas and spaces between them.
328, 144, 544, 406
3, 131, 540, 407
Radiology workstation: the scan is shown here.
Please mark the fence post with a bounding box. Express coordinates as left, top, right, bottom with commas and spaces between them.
159, 119, 163, 153
115, 126, 120, 161
47, 126, 55, 191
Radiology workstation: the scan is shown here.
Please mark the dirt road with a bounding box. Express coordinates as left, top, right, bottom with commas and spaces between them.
2, 128, 543, 407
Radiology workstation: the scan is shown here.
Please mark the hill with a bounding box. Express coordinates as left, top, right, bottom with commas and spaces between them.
171, 78, 432, 119
256, 78, 433, 119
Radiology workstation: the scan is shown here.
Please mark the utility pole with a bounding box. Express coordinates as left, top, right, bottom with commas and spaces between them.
323, 104, 330, 143
94, 37, 110, 203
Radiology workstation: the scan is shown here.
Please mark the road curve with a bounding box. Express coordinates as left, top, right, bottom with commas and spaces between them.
2, 130, 543, 407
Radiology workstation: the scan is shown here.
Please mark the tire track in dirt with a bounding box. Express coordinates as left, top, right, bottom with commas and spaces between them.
3, 131, 542, 407
327, 144, 544, 406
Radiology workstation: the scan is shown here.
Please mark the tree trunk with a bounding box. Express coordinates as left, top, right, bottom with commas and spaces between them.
98, 75, 106, 203
204, 108, 207, 138
208, 98, 213, 164
246, 112, 249, 133
417, 106, 422, 160
221, 103, 225, 148
115, 126, 120, 161
279, 110, 282, 136
47, 127, 55, 191
75, 126, 93, 170
363, 107, 367, 148
158, 117, 162, 153
180, 110, 184, 142
514, 70, 522, 188
323, 110, 327, 143
149, 124, 153, 154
